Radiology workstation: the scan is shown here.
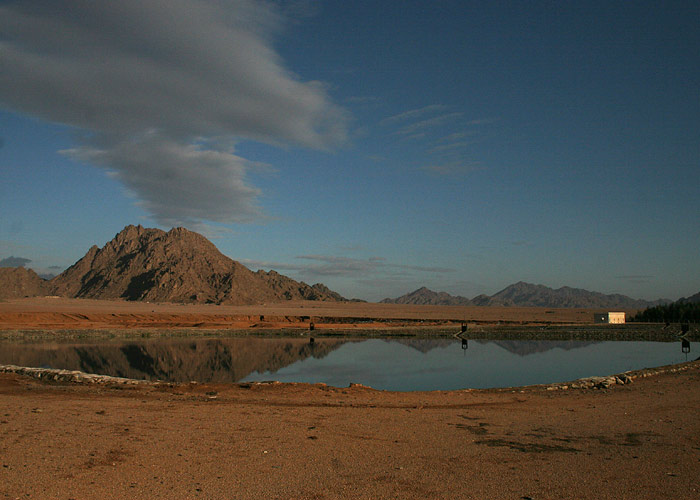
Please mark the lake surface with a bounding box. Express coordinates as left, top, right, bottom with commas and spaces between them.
0, 336, 692, 391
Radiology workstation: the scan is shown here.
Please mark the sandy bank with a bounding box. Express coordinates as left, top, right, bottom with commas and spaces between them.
1, 360, 699, 499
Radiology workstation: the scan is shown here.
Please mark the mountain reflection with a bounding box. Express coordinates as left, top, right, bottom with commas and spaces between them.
384, 339, 454, 353
385, 338, 597, 356
0, 337, 350, 383
0, 337, 685, 390
480, 340, 599, 356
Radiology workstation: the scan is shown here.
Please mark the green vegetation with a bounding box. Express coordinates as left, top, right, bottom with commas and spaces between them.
631, 301, 700, 324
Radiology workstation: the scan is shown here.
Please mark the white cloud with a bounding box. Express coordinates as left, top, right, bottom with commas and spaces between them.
62, 132, 263, 225
0, 0, 348, 226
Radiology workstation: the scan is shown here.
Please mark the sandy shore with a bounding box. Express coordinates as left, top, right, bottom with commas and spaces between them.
1, 362, 698, 499
2, 297, 698, 499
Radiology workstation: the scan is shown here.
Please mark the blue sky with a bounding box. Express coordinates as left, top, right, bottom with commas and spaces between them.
1, 0, 698, 301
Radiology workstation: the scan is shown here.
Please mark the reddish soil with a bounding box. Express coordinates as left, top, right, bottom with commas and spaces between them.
0, 362, 698, 499
0, 297, 613, 330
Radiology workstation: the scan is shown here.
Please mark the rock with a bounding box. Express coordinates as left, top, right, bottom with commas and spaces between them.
0, 364, 148, 386
349, 383, 371, 389
617, 374, 633, 384
595, 377, 616, 389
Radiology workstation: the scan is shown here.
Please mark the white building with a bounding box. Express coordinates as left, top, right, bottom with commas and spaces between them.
594, 312, 626, 324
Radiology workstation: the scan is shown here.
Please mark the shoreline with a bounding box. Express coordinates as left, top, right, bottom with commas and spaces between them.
1, 323, 695, 342
2, 357, 698, 392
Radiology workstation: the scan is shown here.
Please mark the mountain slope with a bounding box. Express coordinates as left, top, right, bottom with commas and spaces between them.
380, 287, 472, 306
48, 225, 345, 305
486, 282, 666, 308
678, 291, 700, 304
382, 282, 667, 309
0, 267, 50, 300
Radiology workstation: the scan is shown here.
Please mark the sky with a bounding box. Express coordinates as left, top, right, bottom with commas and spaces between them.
1, 0, 698, 302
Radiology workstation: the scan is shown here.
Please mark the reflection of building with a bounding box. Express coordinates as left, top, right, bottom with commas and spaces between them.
594, 312, 626, 324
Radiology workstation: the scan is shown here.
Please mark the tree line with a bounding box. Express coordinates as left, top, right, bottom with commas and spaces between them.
631, 301, 700, 323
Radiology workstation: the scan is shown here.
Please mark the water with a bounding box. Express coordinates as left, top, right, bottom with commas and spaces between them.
241, 338, 691, 390
0, 336, 692, 391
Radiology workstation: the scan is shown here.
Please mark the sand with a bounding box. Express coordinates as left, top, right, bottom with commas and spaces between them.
1, 363, 699, 499
0, 296, 626, 331
1, 297, 698, 499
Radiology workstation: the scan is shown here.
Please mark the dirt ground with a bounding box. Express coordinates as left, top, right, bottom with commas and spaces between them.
0, 297, 624, 330
0, 363, 698, 500
1, 297, 698, 499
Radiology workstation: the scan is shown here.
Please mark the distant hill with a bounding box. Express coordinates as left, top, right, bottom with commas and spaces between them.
380, 287, 472, 306
678, 291, 700, 304
631, 291, 700, 323
482, 281, 666, 308
3, 225, 347, 305
0, 267, 49, 300
382, 282, 668, 309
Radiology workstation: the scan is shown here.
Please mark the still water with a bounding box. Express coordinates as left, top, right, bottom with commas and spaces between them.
0, 337, 692, 391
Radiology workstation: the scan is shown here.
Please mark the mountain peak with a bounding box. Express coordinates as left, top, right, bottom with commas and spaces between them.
0, 267, 49, 299
381, 286, 471, 306
46, 224, 346, 305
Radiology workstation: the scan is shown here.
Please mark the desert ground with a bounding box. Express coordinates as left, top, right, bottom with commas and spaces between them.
0, 296, 629, 331
1, 297, 698, 499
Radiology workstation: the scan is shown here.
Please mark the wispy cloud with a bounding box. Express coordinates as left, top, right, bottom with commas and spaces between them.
428, 140, 474, 153
380, 105, 448, 126
277, 0, 322, 21
616, 275, 655, 284
420, 162, 482, 176
242, 254, 453, 279
400, 133, 428, 141
376, 104, 497, 176
393, 112, 464, 136
436, 131, 477, 143
345, 96, 382, 105
0, 256, 32, 267
0, 0, 349, 227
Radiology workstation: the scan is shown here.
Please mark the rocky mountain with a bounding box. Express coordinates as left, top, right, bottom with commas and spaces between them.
483, 281, 666, 308
380, 287, 472, 306
382, 282, 667, 309
678, 291, 700, 304
6, 225, 346, 305
0, 267, 49, 300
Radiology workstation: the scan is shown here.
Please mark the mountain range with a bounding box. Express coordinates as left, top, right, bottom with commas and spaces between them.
0, 225, 347, 304
0, 224, 686, 308
381, 283, 669, 309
